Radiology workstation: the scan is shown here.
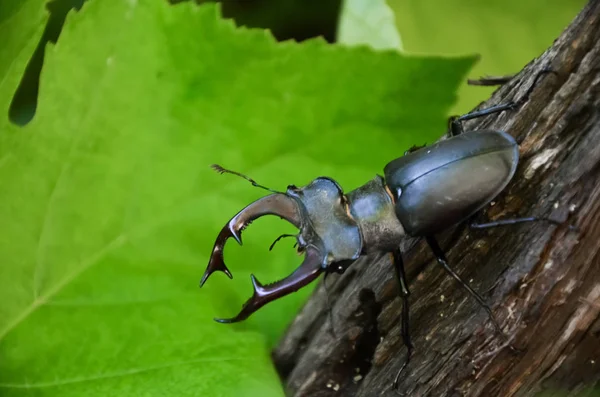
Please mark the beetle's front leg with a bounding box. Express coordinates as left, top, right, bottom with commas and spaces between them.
391, 249, 413, 391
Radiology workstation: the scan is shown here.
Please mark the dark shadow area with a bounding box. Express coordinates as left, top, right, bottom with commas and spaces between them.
171, 0, 342, 43
8, 0, 86, 126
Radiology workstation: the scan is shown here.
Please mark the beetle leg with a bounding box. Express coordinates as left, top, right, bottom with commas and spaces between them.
391, 249, 413, 390
448, 68, 557, 136
425, 236, 505, 336
470, 216, 578, 231
467, 74, 515, 86
403, 144, 426, 156
200, 193, 302, 287
214, 246, 325, 323
448, 102, 517, 136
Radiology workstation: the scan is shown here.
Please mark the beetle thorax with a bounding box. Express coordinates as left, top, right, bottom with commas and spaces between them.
287, 176, 406, 265
346, 176, 406, 253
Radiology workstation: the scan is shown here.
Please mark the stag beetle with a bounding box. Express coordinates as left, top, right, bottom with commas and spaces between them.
201, 70, 560, 389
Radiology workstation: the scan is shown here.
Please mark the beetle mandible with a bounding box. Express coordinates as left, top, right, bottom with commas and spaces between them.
200, 69, 559, 389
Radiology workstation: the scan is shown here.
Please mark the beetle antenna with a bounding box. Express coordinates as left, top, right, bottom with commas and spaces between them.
268, 234, 297, 251
211, 164, 281, 194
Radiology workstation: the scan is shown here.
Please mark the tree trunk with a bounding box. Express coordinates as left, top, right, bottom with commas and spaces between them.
272, 1, 600, 396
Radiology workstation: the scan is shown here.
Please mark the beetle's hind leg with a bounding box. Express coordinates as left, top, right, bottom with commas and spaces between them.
425, 236, 510, 340
467, 74, 515, 86
470, 216, 578, 231
448, 68, 557, 136
448, 102, 517, 136
391, 249, 413, 391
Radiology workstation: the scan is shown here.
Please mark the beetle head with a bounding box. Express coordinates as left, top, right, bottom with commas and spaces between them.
200, 177, 362, 323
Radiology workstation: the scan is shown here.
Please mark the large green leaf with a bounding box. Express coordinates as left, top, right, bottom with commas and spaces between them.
388, 0, 586, 114
0, 1, 474, 395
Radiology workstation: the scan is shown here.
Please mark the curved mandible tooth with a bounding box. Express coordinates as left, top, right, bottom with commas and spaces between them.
214, 246, 324, 323
200, 193, 303, 287
200, 226, 234, 287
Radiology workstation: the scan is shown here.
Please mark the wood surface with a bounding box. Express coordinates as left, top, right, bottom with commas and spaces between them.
272, 1, 600, 395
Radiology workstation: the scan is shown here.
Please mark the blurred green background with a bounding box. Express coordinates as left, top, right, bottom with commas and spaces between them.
201, 0, 583, 114
0, 0, 588, 396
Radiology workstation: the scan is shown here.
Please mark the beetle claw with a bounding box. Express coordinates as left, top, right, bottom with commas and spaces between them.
213, 246, 325, 323
200, 194, 303, 287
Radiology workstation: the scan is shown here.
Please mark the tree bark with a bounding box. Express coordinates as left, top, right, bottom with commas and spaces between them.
272, 1, 600, 396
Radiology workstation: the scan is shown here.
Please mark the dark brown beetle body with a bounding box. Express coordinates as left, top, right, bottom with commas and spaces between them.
200, 69, 558, 390
385, 129, 519, 236
201, 129, 518, 323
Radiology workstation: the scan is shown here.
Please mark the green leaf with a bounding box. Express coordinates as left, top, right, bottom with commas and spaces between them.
337, 0, 403, 50
387, 0, 586, 114
0, 1, 474, 395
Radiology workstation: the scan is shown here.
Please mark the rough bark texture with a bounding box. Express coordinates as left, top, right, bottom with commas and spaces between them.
272, 1, 600, 396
